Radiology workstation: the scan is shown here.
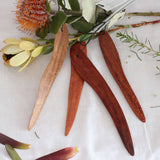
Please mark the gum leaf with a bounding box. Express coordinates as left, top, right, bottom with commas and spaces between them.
45, 0, 51, 12
50, 11, 67, 34
36, 23, 49, 39
42, 46, 54, 55
71, 19, 94, 33
82, 0, 96, 23
66, 16, 81, 25
69, 0, 80, 11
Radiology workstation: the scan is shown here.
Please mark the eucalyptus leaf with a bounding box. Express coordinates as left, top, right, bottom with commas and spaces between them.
69, 0, 80, 11
42, 46, 54, 55
63, 0, 71, 9
71, 19, 94, 33
45, 0, 51, 12
57, 0, 65, 10
69, 40, 76, 47
78, 34, 92, 42
37, 38, 54, 43
82, 0, 96, 23
95, 6, 111, 24
50, 11, 67, 34
36, 23, 49, 39
66, 16, 82, 24
5, 145, 22, 160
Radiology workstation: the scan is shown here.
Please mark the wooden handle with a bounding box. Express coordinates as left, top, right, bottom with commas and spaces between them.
70, 43, 134, 156
99, 31, 145, 122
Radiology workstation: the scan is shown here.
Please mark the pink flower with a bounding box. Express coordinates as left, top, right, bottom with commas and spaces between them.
36, 147, 79, 160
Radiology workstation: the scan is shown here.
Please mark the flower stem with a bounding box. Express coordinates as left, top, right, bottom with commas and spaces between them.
50, 9, 111, 18
127, 12, 160, 16
69, 20, 160, 45
107, 20, 160, 33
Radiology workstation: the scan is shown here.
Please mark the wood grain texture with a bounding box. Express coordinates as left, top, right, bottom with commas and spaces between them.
65, 42, 87, 136
99, 31, 146, 122
70, 43, 134, 156
28, 24, 69, 130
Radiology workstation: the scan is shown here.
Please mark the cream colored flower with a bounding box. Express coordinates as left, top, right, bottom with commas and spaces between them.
1, 38, 43, 72
82, 0, 96, 23
108, 11, 125, 28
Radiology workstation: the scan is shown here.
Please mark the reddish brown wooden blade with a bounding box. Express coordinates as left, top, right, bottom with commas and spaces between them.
99, 32, 146, 122
65, 42, 87, 136
70, 43, 134, 156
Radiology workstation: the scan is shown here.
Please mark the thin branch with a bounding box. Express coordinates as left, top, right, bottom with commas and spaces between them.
107, 20, 160, 33
127, 12, 160, 16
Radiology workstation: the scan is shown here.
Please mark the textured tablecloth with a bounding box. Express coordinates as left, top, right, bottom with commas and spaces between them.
0, 0, 160, 159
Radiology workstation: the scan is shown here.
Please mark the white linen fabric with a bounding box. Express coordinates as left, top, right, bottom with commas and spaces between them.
0, 0, 160, 159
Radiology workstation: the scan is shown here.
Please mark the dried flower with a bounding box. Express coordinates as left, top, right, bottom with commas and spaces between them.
36, 147, 79, 160
1, 38, 43, 72
16, 0, 48, 32
0, 133, 30, 149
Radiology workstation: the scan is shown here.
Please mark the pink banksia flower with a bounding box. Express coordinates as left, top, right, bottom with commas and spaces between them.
16, 0, 48, 32
36, 147, 79, 160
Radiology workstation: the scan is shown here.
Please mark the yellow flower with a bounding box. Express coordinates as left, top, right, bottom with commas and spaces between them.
1, 38, 44, 72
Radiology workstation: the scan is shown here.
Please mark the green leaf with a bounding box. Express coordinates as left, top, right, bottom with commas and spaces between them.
69, 40, 77, 47
66, 16, 82, 24
37, 38, 54, 43
50, 11, 67, 34
42, 46, 54, 55
71, 19, 94, 33
36, 23, 49, 38
78, 34, 92, 42
45, 0, 51, 12
5, 145, 22, 160
69, 0, 80, 11
82, 0, 96, 23
57, 0, 65, 10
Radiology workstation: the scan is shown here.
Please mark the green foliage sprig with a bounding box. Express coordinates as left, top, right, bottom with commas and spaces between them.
117, 32, 160, 73
117, 32, 160, 56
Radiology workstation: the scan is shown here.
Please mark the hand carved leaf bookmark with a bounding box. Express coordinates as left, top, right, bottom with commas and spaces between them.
99, 32, 146, 122
70, 43, 134, 156
28, 24, 69, 130
65, 42, 87, 136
